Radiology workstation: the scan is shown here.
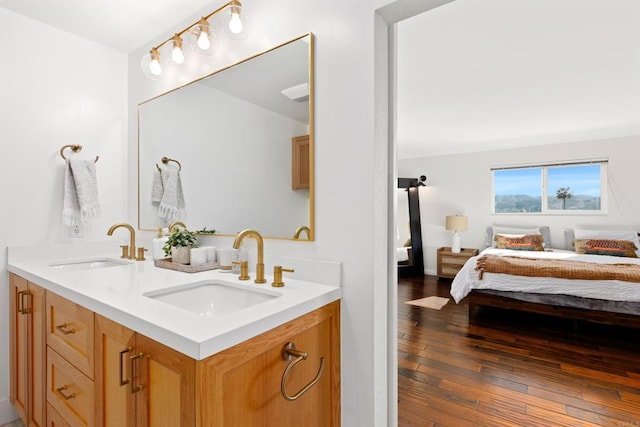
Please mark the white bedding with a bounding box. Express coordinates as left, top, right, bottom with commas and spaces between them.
450, 248, 640, 304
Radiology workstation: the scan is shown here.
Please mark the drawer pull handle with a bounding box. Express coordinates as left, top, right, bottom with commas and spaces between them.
56, 323, 76, 335
119, 347, 132, 386
281, 342, 325, 401
130, 352, 145, 394
17, 291, 31, 315
55, 385, 76, 401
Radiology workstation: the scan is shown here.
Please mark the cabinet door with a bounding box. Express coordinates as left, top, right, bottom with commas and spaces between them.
9, 274, 29, 422
199, 301, 340, 427
95, 315, 136, 427
9, 274, 46, 427
135, 334, 196, 427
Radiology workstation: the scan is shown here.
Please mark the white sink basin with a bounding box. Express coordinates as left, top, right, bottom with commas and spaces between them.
145, 281, 280, 318
50, 258, 131, 271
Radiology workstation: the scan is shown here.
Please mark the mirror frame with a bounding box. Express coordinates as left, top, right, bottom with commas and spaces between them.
137, 33, 315, 241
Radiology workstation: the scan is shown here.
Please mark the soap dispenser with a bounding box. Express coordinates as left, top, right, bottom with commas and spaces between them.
152, 228, 169, 260
232, 243, 248, 274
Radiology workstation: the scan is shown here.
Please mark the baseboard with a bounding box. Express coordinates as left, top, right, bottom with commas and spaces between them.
0, 399, 18, 424
425, 268, 436, 276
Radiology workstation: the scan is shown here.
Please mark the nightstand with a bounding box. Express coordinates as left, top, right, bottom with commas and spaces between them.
437, 247, 479, 280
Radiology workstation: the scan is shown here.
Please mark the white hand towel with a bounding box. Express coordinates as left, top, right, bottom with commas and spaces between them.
157, 169, 186, 220
151, 168, 166, 204
63, 159, 100, 225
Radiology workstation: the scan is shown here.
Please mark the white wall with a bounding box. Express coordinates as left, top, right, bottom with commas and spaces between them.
0, 8, 127, 422
399, 135, 640, 274
128, 1, 400, 425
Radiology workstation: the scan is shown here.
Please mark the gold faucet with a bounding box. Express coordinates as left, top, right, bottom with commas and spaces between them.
233, 229, 266, 284
168, 221, 187, 233
293, 225, 311, 240
107, 223, 136, 260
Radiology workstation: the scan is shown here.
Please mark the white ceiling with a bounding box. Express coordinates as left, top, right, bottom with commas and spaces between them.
0, 0, 214, 52
2, 0, 638, 159
397, 0, 640, 158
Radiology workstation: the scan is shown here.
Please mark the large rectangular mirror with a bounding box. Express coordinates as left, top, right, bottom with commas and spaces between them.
138, 33, 314, 240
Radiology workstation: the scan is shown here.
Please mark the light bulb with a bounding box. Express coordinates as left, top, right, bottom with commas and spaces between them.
172, 45, 184, 64
228, 12, 243, 34
149, 57, 162, 76
197, 30, 211, 50
149, 49, 162, 76
171, 35, 185, 64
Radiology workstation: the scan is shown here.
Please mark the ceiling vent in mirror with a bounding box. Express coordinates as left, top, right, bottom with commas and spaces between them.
281, 83, 309, 102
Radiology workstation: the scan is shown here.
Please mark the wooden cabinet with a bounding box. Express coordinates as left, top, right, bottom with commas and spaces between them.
437, 247, 479, 280
198, 300, 340, 426
292, 134, 310, 190
9, 273, 46, 427
97, 302, 339, 427
11, 273, 340, 426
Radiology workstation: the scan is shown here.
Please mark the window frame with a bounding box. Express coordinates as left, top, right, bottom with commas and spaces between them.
491, 159, 608, 215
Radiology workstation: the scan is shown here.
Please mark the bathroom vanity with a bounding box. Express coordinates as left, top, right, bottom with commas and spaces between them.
8, 245, 341, 426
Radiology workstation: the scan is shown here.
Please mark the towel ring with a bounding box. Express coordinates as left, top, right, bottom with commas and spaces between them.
157, 156, 182, 171
60, 144, 99, 163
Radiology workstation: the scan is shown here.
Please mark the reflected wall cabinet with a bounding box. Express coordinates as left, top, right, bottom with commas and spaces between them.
292, 134, 310, 190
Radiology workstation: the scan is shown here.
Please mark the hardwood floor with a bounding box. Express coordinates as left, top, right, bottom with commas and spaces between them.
397, 275, 640, 427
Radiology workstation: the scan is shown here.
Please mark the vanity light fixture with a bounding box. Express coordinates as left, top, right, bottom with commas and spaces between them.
141, 0, 250, 79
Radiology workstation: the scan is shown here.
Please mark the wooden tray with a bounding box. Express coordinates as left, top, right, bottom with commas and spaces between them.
154, 257, 220, 273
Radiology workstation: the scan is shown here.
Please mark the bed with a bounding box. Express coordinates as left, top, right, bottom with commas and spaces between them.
450, 226, 640, 328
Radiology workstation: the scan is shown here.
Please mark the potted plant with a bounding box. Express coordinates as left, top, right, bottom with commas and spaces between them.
163, 227, 198, 264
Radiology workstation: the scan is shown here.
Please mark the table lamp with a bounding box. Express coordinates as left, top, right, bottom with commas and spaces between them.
445, 215, 468, 253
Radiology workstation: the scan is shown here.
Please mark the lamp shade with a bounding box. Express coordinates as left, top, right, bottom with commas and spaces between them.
445, 215, 468, 232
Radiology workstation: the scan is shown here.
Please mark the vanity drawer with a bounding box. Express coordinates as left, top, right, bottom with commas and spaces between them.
47, 347, 94, 427
46, 292, 95, 379
47, 403, 72, 427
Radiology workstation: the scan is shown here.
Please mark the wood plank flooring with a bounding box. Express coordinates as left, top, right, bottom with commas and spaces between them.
398, 275, 640, 426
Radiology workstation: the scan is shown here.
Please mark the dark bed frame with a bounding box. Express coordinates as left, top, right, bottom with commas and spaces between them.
468, 290, 640, 329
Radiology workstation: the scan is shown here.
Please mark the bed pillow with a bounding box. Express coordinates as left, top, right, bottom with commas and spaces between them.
488, 226, 543, 248
574, 239, 638, 258
573, 229, 640, 255
495, 234, 545, 251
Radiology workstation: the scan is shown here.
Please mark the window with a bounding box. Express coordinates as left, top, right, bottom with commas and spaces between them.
492, 160, 607, 214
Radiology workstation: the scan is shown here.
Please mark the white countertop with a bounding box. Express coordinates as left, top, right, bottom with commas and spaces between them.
8, 243, 342, 360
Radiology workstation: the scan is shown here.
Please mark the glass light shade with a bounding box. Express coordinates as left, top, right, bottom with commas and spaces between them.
188, 18, 215, 55
222, 2, 251, 41
170, 35, 185, 64
140, 48, 165, 80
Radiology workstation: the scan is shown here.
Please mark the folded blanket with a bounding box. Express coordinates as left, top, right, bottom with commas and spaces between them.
63, 159, 100, 225
476, 254, 640, 283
